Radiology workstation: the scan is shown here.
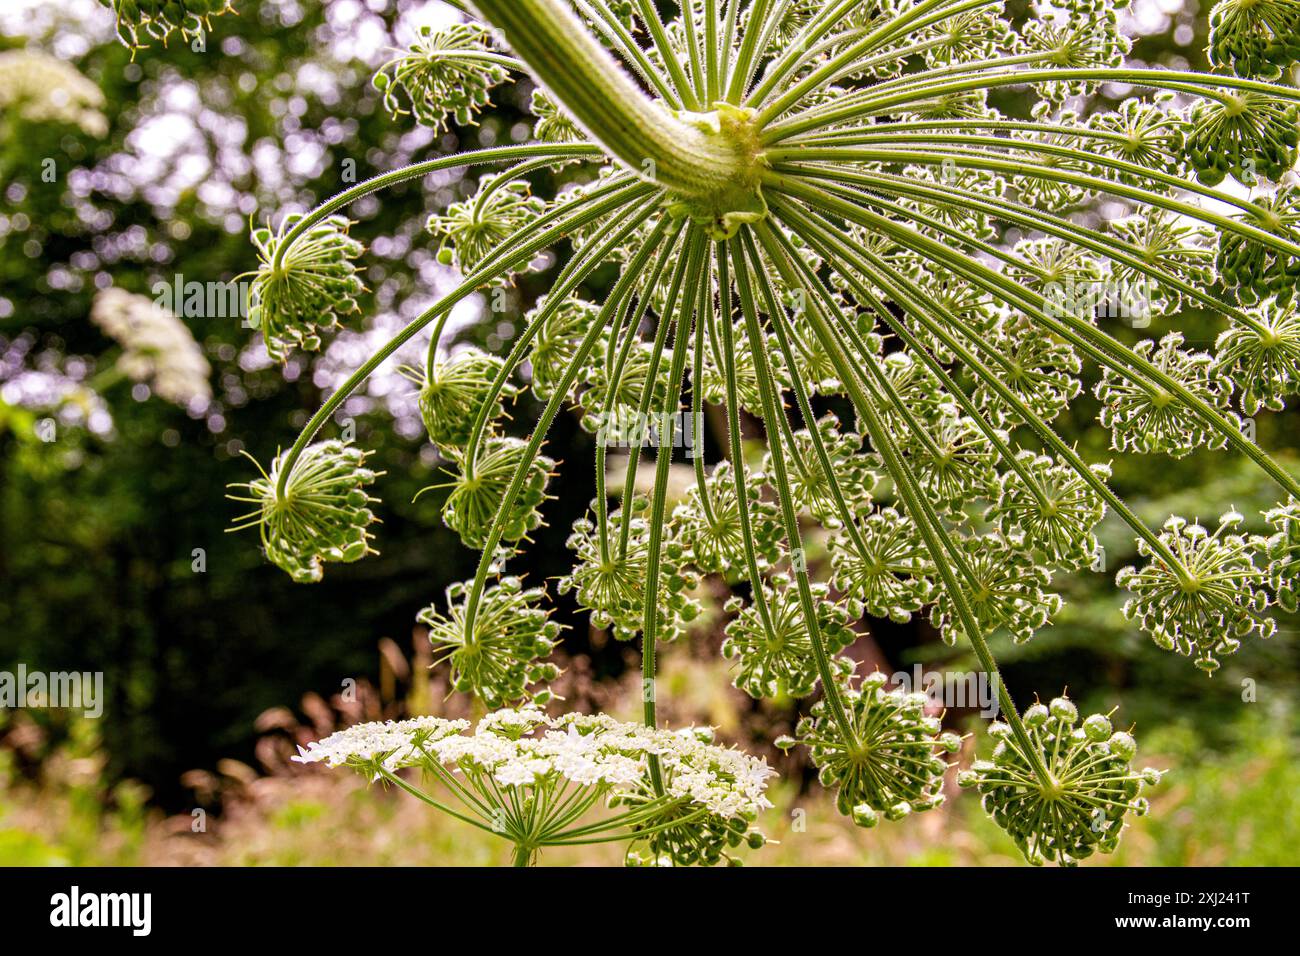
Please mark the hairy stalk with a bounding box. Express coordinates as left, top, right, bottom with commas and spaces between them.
273, 180, 654, 498
473, 0, 748, 198
772, 174, 1300, 501
754, 220, 1053, 785
775, 196, 1191, 578
461, 208, 670, 632
643, 231, 709, 754
270, 144, 600, 272
766, 66, 1300, 141
786, 164, 1265, 334
730, 235, 856, 740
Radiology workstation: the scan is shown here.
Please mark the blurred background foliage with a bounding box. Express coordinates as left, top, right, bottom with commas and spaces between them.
0, 0, 1297, 864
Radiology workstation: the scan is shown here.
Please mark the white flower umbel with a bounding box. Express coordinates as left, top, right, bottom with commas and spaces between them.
294, 708, 774, 866
0, 50, 107, 137
90, 288, 212, 408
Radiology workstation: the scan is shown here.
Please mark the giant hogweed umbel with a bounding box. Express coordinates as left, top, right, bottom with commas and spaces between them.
212, 0, 1300, 864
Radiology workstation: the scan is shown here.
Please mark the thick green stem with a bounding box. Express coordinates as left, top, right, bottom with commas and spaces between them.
472, 0, 747, 198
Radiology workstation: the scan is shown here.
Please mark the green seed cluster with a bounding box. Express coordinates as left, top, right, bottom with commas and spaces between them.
987, 452, 1110, 571
1187, 93, 1300, 187
670, 461, 784, 576
440, 436, 554, 550
958, 696, 1160, 866
529, 89, 585, 146
373, 23, 509, 132
1217, 187, 1300, 307
1215, 299, 1300, 414
830, 507, 936, 623
770, 413, 878, 525
622, 794, 766, 867
526, 295, 603, 402
780, 670, 960, 827
1208, 0, 1300, 80
580, 340, 672, 435
1095, 332, 1236, 458
417, 576, 562, 707
928, 534, 1061, 647
416, 350, 516, 454
100, 0, 232, 50
427, 178, 547, 276
1262, 498, 1300, 613
721, 577, 857, 698
247, 215, 365, 363
1117, 512, 1274, 674
228, 440, 379, 584
559, 498, 702, 643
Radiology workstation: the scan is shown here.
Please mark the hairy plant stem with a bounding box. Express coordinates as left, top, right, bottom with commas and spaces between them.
731, 234, 856, 741
754, 220, 1054, 786
643, 232, 709, 781
269, 143, 600, 273
272, 179, 653, 499
460, 207, 670, 634
771, 174, 1300, 501
613, 236, 694, 558
774, 196, 1191, 579
787, 163, 1263, 333
595, 236, 685, 563
772, 150, 1300, 263
765, 66, 1300, 141
473, 0, 748, 199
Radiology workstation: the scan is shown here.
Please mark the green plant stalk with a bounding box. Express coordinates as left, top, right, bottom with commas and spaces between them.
725, 0, 773, 101
769, 134, 1271, 224
775, 195, 1192, 579
712, 246, 781, 641
771, 174, 1300, 501
772, 149, 1300, 263
269, 143, 600, 271
789, 163, 1264, 334
472, 0, 746, 197
460, 207, 670, 634
690, 249, 719, 526
642, 231, 708, 764
575, 0, 682, 106
777, 197, 1172, 539
739, 236, 875, 566
272, 179, 653, 499
744, 0, 872, 107
458, 183, 652, 472
765, 66, 1300, 141
635, 0, 701, 110
595, 233, 685, 563
614, 230, 694, 558
272, 179, 646, 500
754, 219, 1053, 786
752, 0, 1000, 124
730, 233, 856, 741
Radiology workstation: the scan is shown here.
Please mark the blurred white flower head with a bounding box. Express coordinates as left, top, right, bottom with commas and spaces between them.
0, 49, 108, 137
91, 288, 212, 408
